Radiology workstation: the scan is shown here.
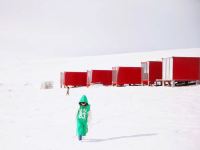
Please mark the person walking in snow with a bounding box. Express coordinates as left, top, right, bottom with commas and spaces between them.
76, 95, 90, 141
66, 86, 70, 95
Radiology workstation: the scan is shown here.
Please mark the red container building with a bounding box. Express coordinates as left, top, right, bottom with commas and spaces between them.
62, 72, 87, 87
162, 57, 200, 86
112, 67, 142, 86
141, 61, 162, 85
87, 70, 112, 86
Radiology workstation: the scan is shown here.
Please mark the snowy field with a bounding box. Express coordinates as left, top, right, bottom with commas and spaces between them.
0, 48, 200, 150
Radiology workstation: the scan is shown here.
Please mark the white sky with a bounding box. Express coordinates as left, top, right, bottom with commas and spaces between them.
0, 0, 200, 59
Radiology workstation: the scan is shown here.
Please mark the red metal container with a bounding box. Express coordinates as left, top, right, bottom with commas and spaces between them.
162, 57, 200, 83
63, 72, 87, 87
112, 67, 142, 86
87, 70, 112, 86
141, 61, 162, 85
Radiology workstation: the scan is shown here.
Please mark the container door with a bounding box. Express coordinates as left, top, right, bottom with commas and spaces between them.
147, 62, 149, 80
141, 62, 148, 80
112, 67, 117, 84
60, 72, 63, 88
162, 58, 173, 80
163, 58, 167, 80
169, 57, 173, 80
87, 71, 92, 85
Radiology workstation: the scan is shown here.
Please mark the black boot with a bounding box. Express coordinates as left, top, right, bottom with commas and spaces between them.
78, 136, 82, 141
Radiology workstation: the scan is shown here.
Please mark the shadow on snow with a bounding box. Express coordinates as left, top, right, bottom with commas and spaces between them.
82, 133, 158, 143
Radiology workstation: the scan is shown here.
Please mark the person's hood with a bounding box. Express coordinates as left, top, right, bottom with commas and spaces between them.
79, 95, 88, 104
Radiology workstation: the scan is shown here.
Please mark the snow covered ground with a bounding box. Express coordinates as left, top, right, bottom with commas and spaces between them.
0, 48, 200, 150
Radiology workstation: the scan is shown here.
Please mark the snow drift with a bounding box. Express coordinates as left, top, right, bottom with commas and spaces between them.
0, 48, 200, 150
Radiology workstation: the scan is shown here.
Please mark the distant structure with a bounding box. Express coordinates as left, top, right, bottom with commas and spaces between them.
87, 70, 112, 86
141, 61, 162, 86
112, 67, 141, 86
41, 81, 54, 89
60, 56, 200, 88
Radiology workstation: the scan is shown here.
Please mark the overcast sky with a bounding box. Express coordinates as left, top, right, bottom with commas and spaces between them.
0, 0, 200, 59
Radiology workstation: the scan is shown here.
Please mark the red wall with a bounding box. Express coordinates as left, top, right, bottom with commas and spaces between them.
173, 57, 200, 81
149, 61, 162, 84
199, 58, 200, 80
64, 72, 87, 87
90, 70, 112, 85
116, 67, 141, 85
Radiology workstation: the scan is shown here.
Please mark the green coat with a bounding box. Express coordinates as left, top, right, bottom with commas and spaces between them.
76, 95, 90, 136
